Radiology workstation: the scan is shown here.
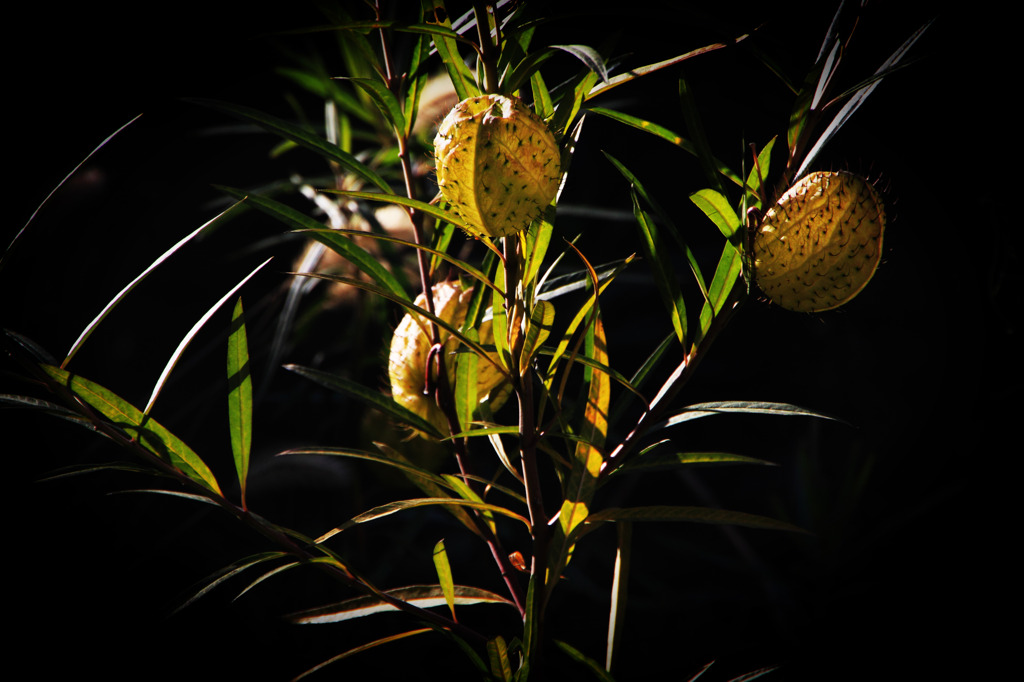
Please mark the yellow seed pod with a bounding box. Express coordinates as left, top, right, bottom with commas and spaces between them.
433, 94, 560, 239
753, 171, 885, 312
389, 281, 509, 437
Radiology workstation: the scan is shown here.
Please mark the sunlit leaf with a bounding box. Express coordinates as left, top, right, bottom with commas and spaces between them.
606, 521, 631, 675
432, 539, 456, 620
679, 75, 724, 194
314, 497, 530, 545
615, 449, 777, 475
631, 190, 687, 345
288, 584, 515, 624
343, 76, 407, 134
216, 188, 411, 302
226, 297, 252, 507
189, 98, 392, 192
590, 108, 741, 187
652, 400, 840, 431
554, 639, 617, 682
696, 241, 744, 341
690, 188, 741, 239
299, 227, 500, 298
488, 636, 515, 681
3, 115, 141, 275
39, 365, 222, 495
284, 364, 444, 439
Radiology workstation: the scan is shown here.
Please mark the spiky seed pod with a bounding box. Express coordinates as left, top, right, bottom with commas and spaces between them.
753, 170, 886, 312
433, 94, 560, 239
389, 281, 510, 438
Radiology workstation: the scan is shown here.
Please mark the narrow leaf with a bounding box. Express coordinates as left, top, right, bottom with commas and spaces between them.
342, 76, 407, 134
689, 189, 741, 239
432, 539, 457, 620
216, 187, 411, 302
488, 636, 514, 682
39, 365, 222, 495
314, 497, 530, 545
284, 364, 444, 439
554, 640, 617, 682
189, 98, 391, 193
583, 505, 810, 535
62, 202, 242, 368
631, 190, 687, 345
590, 108, 741, 187
606, 521, 631, 674
288, 584, 514, 624
653, 400, 840, 431
226, 297, 252, 507
144, 258, 272, 416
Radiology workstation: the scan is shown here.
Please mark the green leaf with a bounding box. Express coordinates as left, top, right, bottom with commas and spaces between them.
453, 326, 479, 434
442, 473, 496, 535
299, 226, 500, 298
615, 449, 777, 475
216, 188, 411, 303
314, 497, 530, 545
678, 75, 724, 194
174, 552, 288, 615
488, 636, 515, 682
631, 190, 687, 345
39, 365, 222, 495
284, 364, 444, 439
697, 241, 744, 342
589, 108, 741, 187
343, 76, 406, 134
287, 584, 515, 624
189, 98, 391, 193
427, 6, 481, 101
743, 136, 777, 210
602, 154, 709, 306
432, 539, 456, 620
325, 188, 504, 260
554, 640, 617, 682
548, 312, 609, 592
689, 188, 741, 239
227, 297, 252, 506
403, 16, 432, 138
584, 505, 809, 535
372, 441, 487, 538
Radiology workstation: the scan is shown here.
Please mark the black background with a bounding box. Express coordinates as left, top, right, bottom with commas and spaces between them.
5, 2, 1014, 680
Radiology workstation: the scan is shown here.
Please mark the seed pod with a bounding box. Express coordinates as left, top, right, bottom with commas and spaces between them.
753, 171, 885, 312
433, 94, 560, 239
389, 281, 510, 437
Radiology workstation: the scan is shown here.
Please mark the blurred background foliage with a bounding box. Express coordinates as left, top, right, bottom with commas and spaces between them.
5, 1, 1014, 679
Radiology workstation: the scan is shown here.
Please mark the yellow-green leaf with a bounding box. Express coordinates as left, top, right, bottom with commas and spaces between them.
40, 365, 222, 496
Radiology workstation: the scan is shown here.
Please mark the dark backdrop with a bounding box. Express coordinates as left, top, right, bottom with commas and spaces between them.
6, 2, 1013, 680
